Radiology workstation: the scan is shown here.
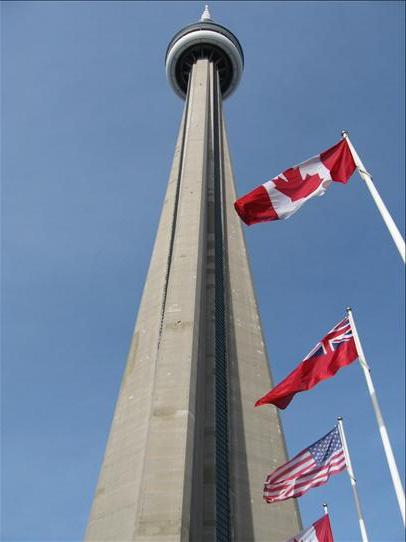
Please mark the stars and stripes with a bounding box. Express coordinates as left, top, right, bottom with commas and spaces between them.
263, 426, 346, 503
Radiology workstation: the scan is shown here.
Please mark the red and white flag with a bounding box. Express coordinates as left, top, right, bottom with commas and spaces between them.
255, 316, 358, 409
234, 139, 356, 225
287, 514, 334, 542
263, 426, 346, 503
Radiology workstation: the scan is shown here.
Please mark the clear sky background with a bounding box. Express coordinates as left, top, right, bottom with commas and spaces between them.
2, 1, 405, 540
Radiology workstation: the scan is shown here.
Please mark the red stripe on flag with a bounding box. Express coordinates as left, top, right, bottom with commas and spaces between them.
267, 447, 344, 485
288, 513, 334, 542
266, 452, 346, 491
266, 454, 346, 492
234, 185, 279, 225
264, 464, 346, 501
320, 139, 356, 183
266, 452, 312, 483
264, 461, 346, 502
314, 514, 334, 542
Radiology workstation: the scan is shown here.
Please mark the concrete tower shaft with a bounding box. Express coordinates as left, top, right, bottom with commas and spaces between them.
85, 12, 301, 542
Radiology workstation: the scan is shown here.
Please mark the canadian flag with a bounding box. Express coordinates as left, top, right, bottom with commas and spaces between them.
234, 139, 356, 225
287, 514, 334, 542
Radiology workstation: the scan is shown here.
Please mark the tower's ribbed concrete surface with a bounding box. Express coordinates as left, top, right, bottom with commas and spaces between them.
85, 11, 301, 542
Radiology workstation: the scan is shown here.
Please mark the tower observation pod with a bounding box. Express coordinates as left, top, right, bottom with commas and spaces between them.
165, 5, 244, 100
85, 7, 301, 541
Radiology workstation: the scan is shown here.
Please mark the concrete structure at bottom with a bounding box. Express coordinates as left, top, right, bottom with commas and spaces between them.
85, 7, 302, 541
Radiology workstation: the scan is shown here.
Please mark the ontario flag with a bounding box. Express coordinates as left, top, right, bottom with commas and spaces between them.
287, 514, 334, 542
263, 426, 346, 503
234, 138, 356, 225
255, 316, 358, 409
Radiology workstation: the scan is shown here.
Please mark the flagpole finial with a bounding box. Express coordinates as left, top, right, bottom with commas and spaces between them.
337, 416, 343, 421
341, 130, 349, 138
346, 307, 352, 313
200, 4, 212, 21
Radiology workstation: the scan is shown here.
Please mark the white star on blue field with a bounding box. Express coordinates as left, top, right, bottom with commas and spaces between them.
2, 1, 404, 540
309, 427, 342, 466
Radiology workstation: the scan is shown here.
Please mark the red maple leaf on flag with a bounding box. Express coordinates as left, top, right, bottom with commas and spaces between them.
272, 168, 324, 202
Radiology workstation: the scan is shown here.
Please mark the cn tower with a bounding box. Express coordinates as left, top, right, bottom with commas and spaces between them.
85, 7, 301, 541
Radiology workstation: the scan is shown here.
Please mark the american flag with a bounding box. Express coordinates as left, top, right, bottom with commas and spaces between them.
264, 426, 346, 503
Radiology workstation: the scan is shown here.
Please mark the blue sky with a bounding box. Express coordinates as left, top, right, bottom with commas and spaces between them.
2, 1, 404, 540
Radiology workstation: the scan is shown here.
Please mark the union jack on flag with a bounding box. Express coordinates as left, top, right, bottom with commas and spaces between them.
305, 317, 354, 359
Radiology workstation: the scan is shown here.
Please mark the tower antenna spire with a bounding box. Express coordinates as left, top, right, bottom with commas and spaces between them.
200, 4, 212, 21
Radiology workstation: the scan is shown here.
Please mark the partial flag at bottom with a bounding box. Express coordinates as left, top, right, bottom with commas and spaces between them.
287, 514, 334, 542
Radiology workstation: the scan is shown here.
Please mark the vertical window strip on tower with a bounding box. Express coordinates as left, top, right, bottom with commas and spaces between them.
213, 66, 231, 542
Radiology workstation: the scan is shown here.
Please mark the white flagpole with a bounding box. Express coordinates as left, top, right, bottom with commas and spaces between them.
341, 131, 405, 264
347, 307, 406, 526
337, 417, 369, 542
322, 503, 329, 516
